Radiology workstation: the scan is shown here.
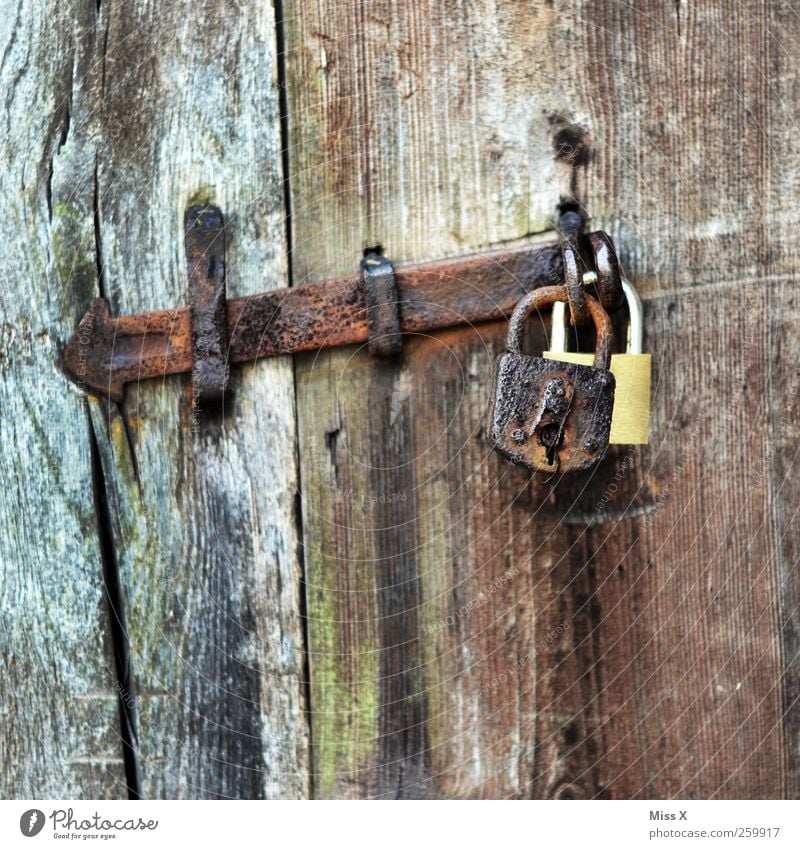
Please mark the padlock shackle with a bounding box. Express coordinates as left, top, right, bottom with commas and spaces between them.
507, 285, 613, 370
550, 274, 644, 356
622, 277, 643, 355
549, 300, 568, 354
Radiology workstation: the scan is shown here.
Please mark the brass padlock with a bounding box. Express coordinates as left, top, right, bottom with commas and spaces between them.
487, 286, 616, 473
544, 275, 651, 444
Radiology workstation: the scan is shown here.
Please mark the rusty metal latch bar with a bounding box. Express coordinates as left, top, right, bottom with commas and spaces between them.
62, 210, 623, 402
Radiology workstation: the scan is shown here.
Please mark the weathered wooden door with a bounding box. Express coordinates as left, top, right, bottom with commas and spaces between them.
2, 0, 797, 799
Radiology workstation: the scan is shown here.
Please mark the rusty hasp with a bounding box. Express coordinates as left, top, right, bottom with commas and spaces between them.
555, 209, 624, 325
63, 237, 568, 401
61, 222, 622, 402
588, 230, 625, 314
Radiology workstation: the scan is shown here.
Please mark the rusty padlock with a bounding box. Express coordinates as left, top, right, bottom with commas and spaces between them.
487, 286, 616, 473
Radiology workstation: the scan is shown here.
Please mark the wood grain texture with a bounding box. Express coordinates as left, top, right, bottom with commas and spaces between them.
60, 0, 309, 798
559, 0, 800, 799
0, 1, 127, 798
557, 285, 790, 799
286, 0, 799, 798
285, 0, 596, 797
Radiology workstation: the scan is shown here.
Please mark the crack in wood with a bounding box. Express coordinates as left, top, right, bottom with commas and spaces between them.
89, 412, 142, 800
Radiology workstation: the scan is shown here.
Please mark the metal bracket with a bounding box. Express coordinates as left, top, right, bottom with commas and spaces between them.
360, 249, 402, 357
556, 209, 624, 324
185, 205, 229, 403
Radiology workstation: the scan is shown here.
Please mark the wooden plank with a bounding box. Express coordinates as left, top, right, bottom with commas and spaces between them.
568, 286, 786, 798
0, 2, 127, 797
286, 0, 799, 798
78, 1, 309, 798
285, 0, 587, 797
769, 284, 800, 800
555, 0, 799, 798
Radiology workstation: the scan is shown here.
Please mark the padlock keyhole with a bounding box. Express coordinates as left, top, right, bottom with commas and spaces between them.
539, 423, 562, 466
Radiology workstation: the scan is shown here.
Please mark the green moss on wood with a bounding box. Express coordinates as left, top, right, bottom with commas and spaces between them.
299, 361, 380, 797
186, 187, 216, 208
51, 202, 97, 313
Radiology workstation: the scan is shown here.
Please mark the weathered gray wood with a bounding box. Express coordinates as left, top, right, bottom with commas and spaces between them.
71, 1, 309, 798
0, 2, 127, 797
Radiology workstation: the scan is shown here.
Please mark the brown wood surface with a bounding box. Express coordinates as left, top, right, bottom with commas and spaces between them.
285, 0, 799, 798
